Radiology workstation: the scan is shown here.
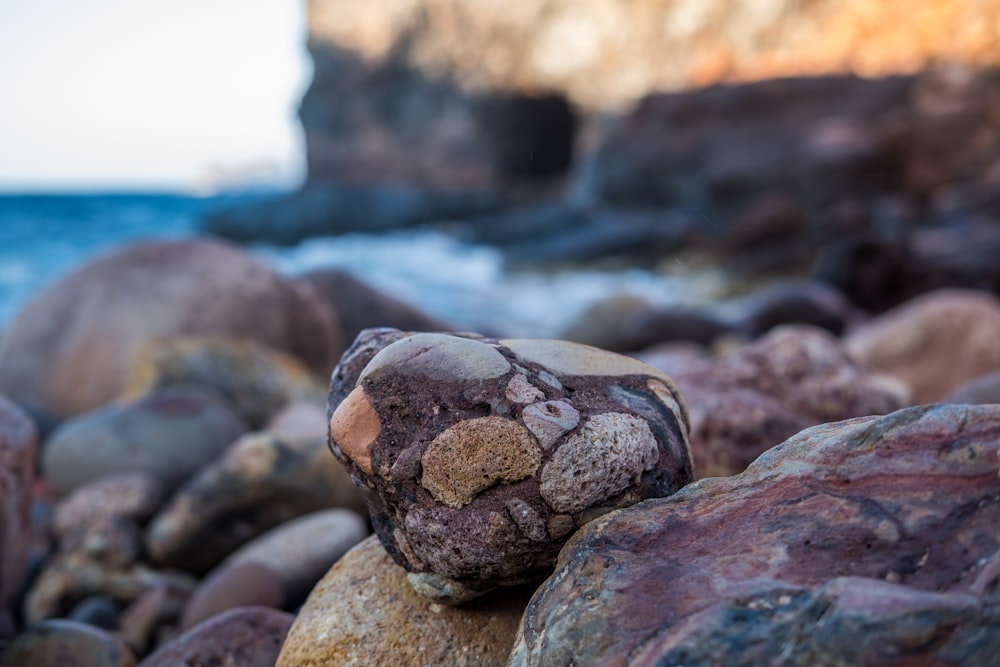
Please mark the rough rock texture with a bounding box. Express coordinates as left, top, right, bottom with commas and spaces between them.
0, 394, 36, 610
1, 619, 137, 667
846, 288, 1000, 404
140, 606, 293, 667
667, 325, 909, 477
275, 535, 531, 667
0, 238, 342, 427
42, 387, 247, 495
121, 337, 329, 429
145, 431, 365, 573
508, 404, 1000, 666
328, 329, 691, 601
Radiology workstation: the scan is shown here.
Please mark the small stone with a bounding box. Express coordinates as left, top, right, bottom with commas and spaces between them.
521, 400, 580, 449
501, 338, 677, 383
547, 515, 575, 539
141, 606, 293, 667
66, 595, 121, 630
540, 413, 659, 514
421, 417, 541, 508
360, 332, 511, 385
505, 373, 545, 404
504, 498, 548, 542
52, 473, 164, 542
1, 619, 137, 667
180, 562, 285, 630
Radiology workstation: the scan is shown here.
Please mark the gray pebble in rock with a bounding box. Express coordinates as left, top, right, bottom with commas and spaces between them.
522, 400, 580, 449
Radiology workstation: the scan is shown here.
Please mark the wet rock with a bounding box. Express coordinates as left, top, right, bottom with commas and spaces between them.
0, 238, 341, 427
275, 535, 530, 667
672, 325, 909, 477
222, 508, 368, 604
509, 404, 1000, 666
301, 268, 453, 345
42, 387, 247, 495
328, 329, 692, 601
121, 337, 328, 430
52, 473, 165, 542
0, 394, 36, 610
2, 618, 137, 667
179, 562, 285, 631
944, 370, 1000, 405
140, 606, 293, 667
846, 288, 1000, 404
145, 430, 365, 573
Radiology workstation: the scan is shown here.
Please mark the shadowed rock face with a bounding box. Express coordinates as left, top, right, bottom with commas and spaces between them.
327, 328, 692, 602
509, 404, 1000, 666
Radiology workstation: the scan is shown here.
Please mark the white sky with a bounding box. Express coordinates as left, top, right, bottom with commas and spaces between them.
0, 0, 311, 192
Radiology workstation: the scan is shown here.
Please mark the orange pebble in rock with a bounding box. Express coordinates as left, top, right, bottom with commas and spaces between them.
329, 386, 380, 475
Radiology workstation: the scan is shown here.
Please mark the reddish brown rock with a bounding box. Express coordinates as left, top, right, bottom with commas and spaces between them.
0, 238, 342, 426
140, 606, 293, 667
846, 288, 1000, 404
0, 394, 36, 611
670, 325, 908, 477
328, 329, 692, 602
509, 403, 1000, 666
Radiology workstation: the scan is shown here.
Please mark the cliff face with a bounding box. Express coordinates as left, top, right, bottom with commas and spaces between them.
299, 0, 1000, 189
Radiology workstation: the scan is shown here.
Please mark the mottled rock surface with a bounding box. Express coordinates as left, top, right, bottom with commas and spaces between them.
145, 431, 364, 573
328, 329, 691, 601
846, 288, 1000, 404
121, 337, 328, 429
0, 238, 341, 427
52, 473, 165, 542
668, 325, 908, 477
275, 535, 530, 667
42, 387, 247, 495
0, 394, 36, 610
2, 619, 137, 667
140, 606, 293, 667
508, 404, 1000, 666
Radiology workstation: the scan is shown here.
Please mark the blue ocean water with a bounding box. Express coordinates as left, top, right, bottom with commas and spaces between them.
0, 193, 721, 338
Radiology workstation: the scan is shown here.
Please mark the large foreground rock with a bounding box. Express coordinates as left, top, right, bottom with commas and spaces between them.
276, 535, 531, 667
509, 404, 1000, 666
328, 329, 692, 601
0, 238, 342, 427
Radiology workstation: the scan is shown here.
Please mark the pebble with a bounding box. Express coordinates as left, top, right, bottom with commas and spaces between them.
179, 561, 286, 630
0, 394, 37, 610
2, 618, 137, 667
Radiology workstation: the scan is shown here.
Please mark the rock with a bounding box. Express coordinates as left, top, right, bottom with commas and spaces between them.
671, 325, 909, 477
264, 401, 328, 441
52, 473, 165, 542
733, 279, 864, 337
116, 584, 185, 658
300, 268, 453, 345
42, 387, 248, 495
275, 535, 530, 667
66, 594, 122, 630
121, 337, 328, 430
23, 550, 196, 625
139, 606, 293, 667
559, 293, 656, 352
328, 329, 692, 601
508, 404, 1000, 666
944, 370, 1000, 405
619, 306, 739, 351
145, 431, 365, 574
2, 618, 137, 667
179, 562, 285, 631
222, 509, 368, 603
0, 394, 36, 610
0, 238, 342, 427
846, 288, 1000, 404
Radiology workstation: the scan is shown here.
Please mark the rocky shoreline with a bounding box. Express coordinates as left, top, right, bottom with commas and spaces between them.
0, 231, 998, 664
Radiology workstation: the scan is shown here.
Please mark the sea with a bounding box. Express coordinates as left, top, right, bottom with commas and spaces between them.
0, 192, 725, 339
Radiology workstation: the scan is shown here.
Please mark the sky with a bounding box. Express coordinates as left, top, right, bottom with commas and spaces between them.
0, 0, 311, 193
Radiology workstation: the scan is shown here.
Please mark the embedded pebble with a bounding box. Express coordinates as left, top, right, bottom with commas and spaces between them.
327, 329, 692, 601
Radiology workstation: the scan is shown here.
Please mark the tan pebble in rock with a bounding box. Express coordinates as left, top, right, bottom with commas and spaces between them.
360, 332, 511, 385
329, 386, 380, 475
502, 338, 675, 384
421, 416, 541, 508
522, 400, 580, 449
505, 373, 545, 404
547, 515, 575, 539
541, 413, 659, 514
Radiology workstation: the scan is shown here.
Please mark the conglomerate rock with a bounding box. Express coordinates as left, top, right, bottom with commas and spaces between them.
508, 403, 1000, 666
327, 328, 692, 602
